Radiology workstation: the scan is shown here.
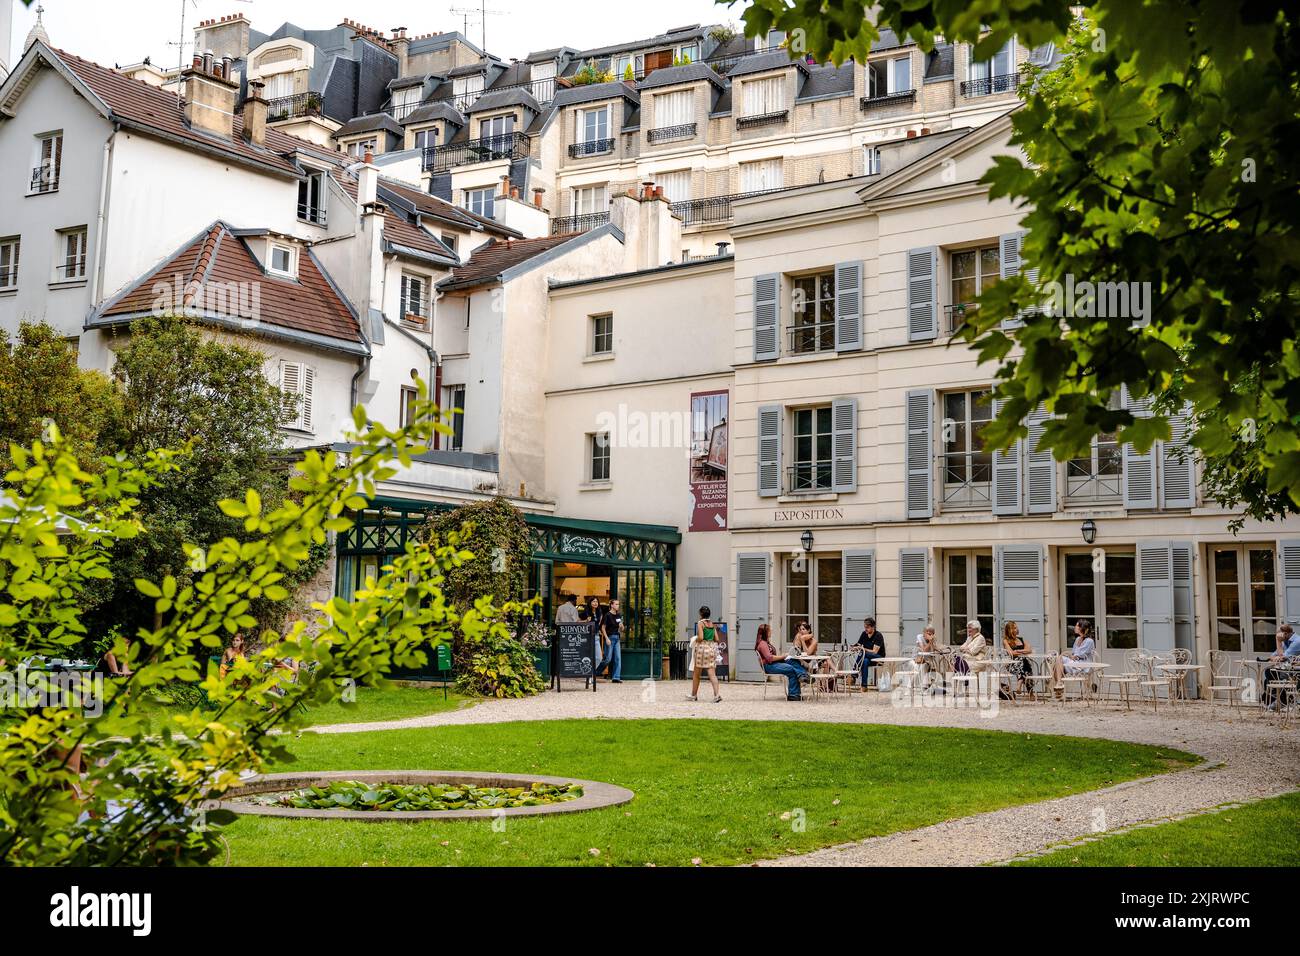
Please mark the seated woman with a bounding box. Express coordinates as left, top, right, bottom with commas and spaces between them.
912, 625, 940, 686
791, 622, 832, 674
755, 624, 808, 701
219, 632, 247, 680
1000, 621, 1034, 698
953, 620, 990, 675
1051, 619, 1097, 697
94, 637, 133, 678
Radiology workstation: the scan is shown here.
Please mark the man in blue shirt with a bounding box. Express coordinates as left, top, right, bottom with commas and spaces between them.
1264, 623, 1300, 710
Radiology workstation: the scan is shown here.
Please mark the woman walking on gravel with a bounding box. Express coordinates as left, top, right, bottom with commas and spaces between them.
687, 606, 723, 702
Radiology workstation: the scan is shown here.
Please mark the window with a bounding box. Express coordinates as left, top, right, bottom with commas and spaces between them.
298, 170, 326, 225
742, 76, 785, 116
530, 60, 557, 99
452, 74, 485, 102
32, 132, 62, 193
588, 431, 611, 482
677, 43, 699, 63
570, 184, 608, 216
863, 146, 882, 176
479, 114, 514, 143
1212, 546, 1278, 653
280, 361, 314, 432
614, 54, 636, 78
946, 551, 994, 645
656, 170, 691, 202
940, 389, 993, 509
444, 384, 466, 451
347, 138, 377, 159
950, 245, 1000, 310
400, 273, 428, 323
414, 128, 438, 151
786, 555, 842, 647
1062, 550, 1138, 652
579, 106, 609, 143
268, 243, 295, 277
464, 186, 496, 219
590, 313, 613, 354
263, 72, 293, 101
392, 86, 421, 117
400, 385, 420, 428
969, 37, 1016, 88
740, 158, 783, 193
867, 56, 911, 97
441, 233, 458, 256
790, 272, 835, 354
54, 227, 87, 282
791, 405, 833, 492
0, 238, 19, 289
654, 90, 695, 128
1066, 393, 1123, 503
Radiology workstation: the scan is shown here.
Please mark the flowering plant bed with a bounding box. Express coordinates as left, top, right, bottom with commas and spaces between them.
258, 779, 582, 812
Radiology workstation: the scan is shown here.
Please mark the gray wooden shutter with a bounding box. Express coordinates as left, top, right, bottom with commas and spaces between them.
842, 549, 875, 645
834, 260, 863, 352
1122, 385, 1157, 509
1280, 541, 1300, 630
534, 560, 552, 622
736, 553, 770, 680
1160, 402, 1195, 509
898, 547, 928, 647
995, 544, 1044, 652
999, 231, 1024, 329
757, 403, 782, 497
686, 576, 724, 636
753, 273, 780, 362
991, 398, 1023, 515
1137, 541, 1175, 652
1025, 403, 1056, 514
831, 397, 857, 493
905, 389, 933, 518
1171, 542, 1196, 659
906, 246, 938, 342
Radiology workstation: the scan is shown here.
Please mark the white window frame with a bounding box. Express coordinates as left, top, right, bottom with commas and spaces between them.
863, 145, 882, 176
32, 131, 63, 194
444, 384, 466, 451
1061, 549, 1139, 653
268, 243, 296, 277
969, 37, 1016, 82
945, 550, 995, 646
479, 113, 514, 142
0, 237, 20, 290
739, 158, 783, 193
654, 89, 695, 128
53, 227, 87, 283
785, 554, 843, 648
400, 272, 429, 323
464, 186, 496, 219
1210, 544, 1279, 655
347, 138, 377, 159
297, 169, 326, 225
570, 184, 609, 216
590, 312, 613, 355
790, 403, 834, 492
588, 431, 611, 483
742, 76, 785, 117
656, 170, 691, 202
579, 105, 609, 144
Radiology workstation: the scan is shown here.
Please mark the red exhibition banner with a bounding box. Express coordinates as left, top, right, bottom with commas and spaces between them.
689, 390, 728, 532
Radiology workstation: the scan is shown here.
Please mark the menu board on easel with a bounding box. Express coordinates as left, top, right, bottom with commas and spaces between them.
553, 622, 597, 692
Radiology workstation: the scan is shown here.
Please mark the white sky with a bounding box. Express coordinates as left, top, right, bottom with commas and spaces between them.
8, 0, 752, 72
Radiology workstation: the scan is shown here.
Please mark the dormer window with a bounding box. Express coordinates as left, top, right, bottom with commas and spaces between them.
867, 56, 912, 98
479, 114, 515, 145
298, 170, 327, 226
269, 243, 296, 277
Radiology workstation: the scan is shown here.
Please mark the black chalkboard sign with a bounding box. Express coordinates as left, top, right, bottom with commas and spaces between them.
553, 622, 597, 692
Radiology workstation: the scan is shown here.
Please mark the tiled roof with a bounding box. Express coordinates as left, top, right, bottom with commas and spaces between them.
437, 233, 582, 291
726, 49, 811, 78
797, 62, 855, 100
550, 81, 639, 110
402, 101, 466, 126
637, 62, 725, 91
377, 177, 521, 237
98, 222, 362, 347
925, 43, 955, 79
465, 86, 540, 114
51, 48, 301, 177
334, 112, 405, 138
333, 175, 453, 259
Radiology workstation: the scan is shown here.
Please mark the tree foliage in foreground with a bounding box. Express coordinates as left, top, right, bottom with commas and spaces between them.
0, 387, 528, 866
727, 0, 1300, 523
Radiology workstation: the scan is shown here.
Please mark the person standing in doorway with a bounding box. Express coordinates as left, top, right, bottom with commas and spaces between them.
555, 593, 580, 624
687, 605, 723, 702
593, 598, 623, 683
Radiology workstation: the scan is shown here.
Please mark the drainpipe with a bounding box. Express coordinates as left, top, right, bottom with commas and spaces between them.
89, 124, 118, 321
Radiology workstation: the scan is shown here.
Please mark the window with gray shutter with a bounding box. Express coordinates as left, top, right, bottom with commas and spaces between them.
899, 547, 928, 646
1280, 540, 1300, 630
686, 577, 724, 637
757, 404, 782, 497
905, 389, 933, 518
753, 274, 780, 361
831, 397, 857, 493
995, 544, 1044, 652
834, 260, 863, 351
1171, 544, 1196, 687
736, 553, 770, 680
1025, 403, 1056, 514
1160, 402, 1195, 509
999, 231, 1024, 329
906, 246, 938, 342
1122, 386, 1157, 509
991, 398, 1022, 515
842, 549, 875, 644
1137, 541, 1175, 652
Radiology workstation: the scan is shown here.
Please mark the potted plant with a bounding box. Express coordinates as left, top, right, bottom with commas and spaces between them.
305, 93, 323, 116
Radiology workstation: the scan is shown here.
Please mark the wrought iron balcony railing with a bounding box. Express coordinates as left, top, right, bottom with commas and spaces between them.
550, 210, 611, 235
646, 123, 696, 144
788, 320, 835, 355
859, 88, 916, 111
960, 73, 1020, 97
736, 110, 789, 130
30, 165, 59, 194
939, 452, 993, 511
944, 302, 978, 335
266, 91, 325, 122
668, 186, 792, 226
568, 138, 615, 158
787, 463, 833, 495
297, 203, 327, 226
421, 132, 531, 172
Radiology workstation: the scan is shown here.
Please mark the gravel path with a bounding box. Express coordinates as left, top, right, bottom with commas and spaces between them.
309, 680, 1300, 866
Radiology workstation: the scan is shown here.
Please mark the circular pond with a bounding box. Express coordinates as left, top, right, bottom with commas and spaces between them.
221, 770, 634, 822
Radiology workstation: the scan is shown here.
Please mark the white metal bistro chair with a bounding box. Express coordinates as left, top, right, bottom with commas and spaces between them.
1103, 649, 1144, 712
1207, 649, 1245, 715
806, 653, 840, 700
836, 646, 866, 695
1136, 653, 1174, 712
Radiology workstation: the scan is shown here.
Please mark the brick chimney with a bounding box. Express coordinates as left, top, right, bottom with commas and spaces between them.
182, 52, 239, 139
610, 182, 683, 272
392, 27, 410, 76
243, 79, 267, 146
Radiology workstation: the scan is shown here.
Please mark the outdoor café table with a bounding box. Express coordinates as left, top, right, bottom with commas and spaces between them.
792, 655, 831, 696
872, 657, 914, 692
1240, 659, 1298, 709
1156, 662, 1207, 704
1070, 661, 1109, 703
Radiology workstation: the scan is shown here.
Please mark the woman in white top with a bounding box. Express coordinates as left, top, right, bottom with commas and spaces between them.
955, 620, 991, 674
1051, 619, 1097, 694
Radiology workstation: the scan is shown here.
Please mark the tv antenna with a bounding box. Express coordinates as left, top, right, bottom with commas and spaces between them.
449, 3, 505, 52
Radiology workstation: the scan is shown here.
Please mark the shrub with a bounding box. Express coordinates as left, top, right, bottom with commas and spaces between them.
456, 619, 546, 699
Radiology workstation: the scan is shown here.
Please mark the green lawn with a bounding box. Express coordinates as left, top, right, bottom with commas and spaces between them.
1014, 791, 1300, 867
223, 720, 1196, 867
140, 683, 473, 734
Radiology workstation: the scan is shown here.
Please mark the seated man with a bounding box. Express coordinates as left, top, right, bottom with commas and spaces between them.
854, 617, 886, 688
1263, 623, 1300, 710
755, 625, 807, 701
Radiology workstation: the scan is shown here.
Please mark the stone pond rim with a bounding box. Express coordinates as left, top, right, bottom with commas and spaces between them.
220, 770, 635, 821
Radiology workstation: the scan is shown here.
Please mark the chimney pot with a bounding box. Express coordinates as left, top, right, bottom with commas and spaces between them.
364, 148, 375, 164
716, 241, 730, 256
921, 126, 930, 135
532, 187, 545, 208
906, 129, 917, 138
